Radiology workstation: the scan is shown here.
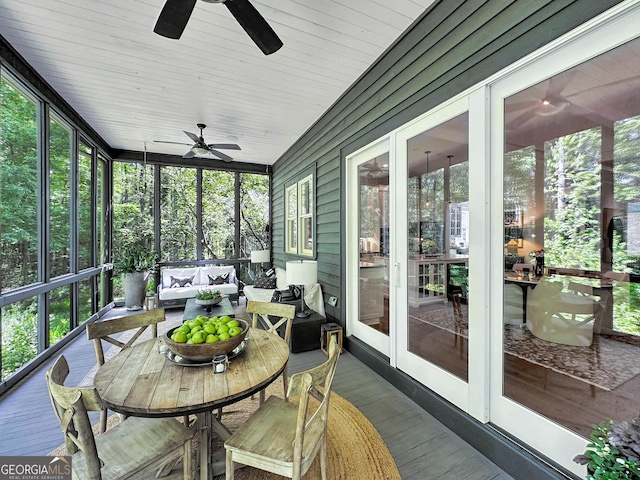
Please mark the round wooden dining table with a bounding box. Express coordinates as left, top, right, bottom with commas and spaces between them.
94, 327, 289, 480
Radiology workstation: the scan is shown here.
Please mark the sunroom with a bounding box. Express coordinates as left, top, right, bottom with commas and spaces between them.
3, 1, 640, 479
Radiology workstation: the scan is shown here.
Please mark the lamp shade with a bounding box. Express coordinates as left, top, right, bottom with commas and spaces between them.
250, 249, 270, 264
286, 260, 317, 285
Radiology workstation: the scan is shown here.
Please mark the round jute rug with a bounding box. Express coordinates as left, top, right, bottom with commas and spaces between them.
49, 382, 400, 480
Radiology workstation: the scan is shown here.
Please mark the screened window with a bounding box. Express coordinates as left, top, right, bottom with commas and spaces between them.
239, 173, 269, 255
50, 114, 72, 278
160, 166, 197, 261
285, 184, 298, 254
285, 173, 314, 257
202, 170, 235, 260
0, 75, 39, 288
78, 141, 93, 270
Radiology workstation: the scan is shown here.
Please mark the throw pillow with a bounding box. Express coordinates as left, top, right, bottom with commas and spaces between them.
208, 272, 230, 285
254, 274, 277, 289
170, 275, 195, 288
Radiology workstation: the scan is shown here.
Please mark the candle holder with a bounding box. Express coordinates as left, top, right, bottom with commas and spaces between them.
212, 354, 229, 374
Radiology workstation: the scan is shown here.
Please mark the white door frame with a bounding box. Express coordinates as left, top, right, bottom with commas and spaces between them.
345, 137, 392, 357
488, 2, 640, 476
394, 95, 477, 414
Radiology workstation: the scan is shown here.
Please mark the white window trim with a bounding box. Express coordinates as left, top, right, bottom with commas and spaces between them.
284, 173, 314, 257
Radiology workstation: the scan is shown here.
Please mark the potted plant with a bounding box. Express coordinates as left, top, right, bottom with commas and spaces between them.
114, 241, 157, 311
195, 289, 222, 302
195, 288, 223, 312
574, 418, 640, 479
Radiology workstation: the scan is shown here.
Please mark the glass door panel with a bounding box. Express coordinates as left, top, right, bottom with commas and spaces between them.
346, 140, 391, 355
405, 113, 470, 381
358, 153, 390, 336
489, 16, 640, 475
500, 34, 640, 440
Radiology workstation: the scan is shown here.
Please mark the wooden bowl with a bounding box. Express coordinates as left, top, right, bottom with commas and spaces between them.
164, 319, 249, 362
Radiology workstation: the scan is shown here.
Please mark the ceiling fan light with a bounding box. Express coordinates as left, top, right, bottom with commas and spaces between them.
536, 100, 570, 116
192, 146, 210, 154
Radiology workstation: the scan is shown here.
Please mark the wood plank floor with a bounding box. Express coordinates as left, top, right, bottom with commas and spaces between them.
0, 303, 514, 480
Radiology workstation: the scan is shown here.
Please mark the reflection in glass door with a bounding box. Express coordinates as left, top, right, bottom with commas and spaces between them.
346, 141, 391, 356
405, 113, 470, 381
358, 154, 390, 336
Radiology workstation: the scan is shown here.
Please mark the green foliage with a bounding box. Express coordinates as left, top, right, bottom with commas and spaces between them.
0, 77, 39, 287
112, 162, 155, 261
574, 420, 640, 479
1, 304, 37, 379
114, 241, 157, 274
195, 288, 221, 300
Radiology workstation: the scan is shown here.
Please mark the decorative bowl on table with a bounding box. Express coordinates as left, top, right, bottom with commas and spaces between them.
164, 319, 249, 362
194, 289, 224, 306
195, 296, 225, 306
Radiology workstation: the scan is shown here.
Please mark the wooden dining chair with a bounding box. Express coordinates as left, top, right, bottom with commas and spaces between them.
224, 335, 341, 480
86, 308, 166, 432
46, 355, 193, 480
86, 308, 166, 366
246, 300, 296, 404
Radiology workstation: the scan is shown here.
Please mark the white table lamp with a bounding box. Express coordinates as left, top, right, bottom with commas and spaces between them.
286, 260, 317, 317
251, 249, 270, 277
251, 249, 270, 264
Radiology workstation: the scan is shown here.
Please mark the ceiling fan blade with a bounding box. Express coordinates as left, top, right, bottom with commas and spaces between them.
184, 131, 200, 143
224, 0, 283, 55
208, 143, 241, 150
210, 149, 234, 162
153, 140, 192, 146
506, 110, 535, 131
546, 70, 577, 100
183, 150, 196, 159
154, 0, 197, 39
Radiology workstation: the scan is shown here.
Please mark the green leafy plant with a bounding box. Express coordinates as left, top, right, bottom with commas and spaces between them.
114, 242, 157, 275
195, 289, 221, 300
574, 419, 640, 479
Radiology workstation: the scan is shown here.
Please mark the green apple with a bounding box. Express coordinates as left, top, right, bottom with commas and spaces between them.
191, 331, 206, 344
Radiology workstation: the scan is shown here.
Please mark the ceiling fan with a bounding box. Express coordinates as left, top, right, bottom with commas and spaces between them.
155, 123, 241, 162
361, 158, 388, 177
154, 0, 283, 55
505, 72, 576, 131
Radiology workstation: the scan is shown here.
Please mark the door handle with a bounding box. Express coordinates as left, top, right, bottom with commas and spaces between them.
395, 262, 401, 287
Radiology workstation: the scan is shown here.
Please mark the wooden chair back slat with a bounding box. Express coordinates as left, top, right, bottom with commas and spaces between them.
86, 309, 166, 366
246, 300, 296, 404
246, 300, 296, 343
85, 309, 166, 433
224, 335, 341, 480
46, 355, 194, 480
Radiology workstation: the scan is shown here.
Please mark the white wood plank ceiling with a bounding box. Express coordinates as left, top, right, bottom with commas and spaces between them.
0, 0, 435, 165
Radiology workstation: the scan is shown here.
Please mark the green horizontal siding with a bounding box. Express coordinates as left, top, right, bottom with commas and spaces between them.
272, 0, 623, 321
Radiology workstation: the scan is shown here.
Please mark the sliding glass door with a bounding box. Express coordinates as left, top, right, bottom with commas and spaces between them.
395, 98, 473, 411
490, 9, 640, 476
346, 139, 392, 356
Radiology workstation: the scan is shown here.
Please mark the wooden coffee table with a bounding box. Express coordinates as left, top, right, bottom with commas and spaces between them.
183, 296, 234, 320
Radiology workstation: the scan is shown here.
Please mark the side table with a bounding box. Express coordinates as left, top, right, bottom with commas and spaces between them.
291, 311, 327, 353
258, 306, 326, 353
